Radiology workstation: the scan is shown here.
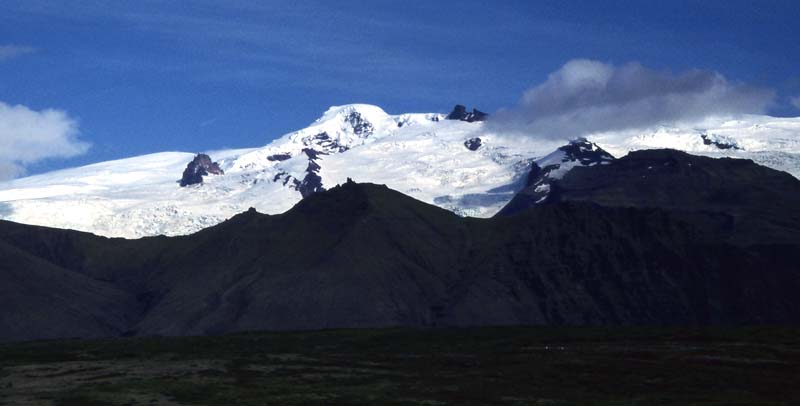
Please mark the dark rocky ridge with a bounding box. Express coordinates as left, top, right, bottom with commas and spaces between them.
501, 148, 800, 245
295, 148, 325, 198
446, 105, 488, 122
179, 154, 224, 186
2, 152, 800, 342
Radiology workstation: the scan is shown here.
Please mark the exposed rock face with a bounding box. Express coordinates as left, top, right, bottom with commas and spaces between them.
701, 133, 741, 150
446, 105, 488, 122
556, 138, 616, 166
296, 112, 375, 155
345, 111, 374, 137
464, 137, 483, 151
269, 149, 326, 198
266, 153, 292, 162
497, 139, 615, 215
295, 148, 325, 198
308, 132, 349, 153
179, 154, 224, 187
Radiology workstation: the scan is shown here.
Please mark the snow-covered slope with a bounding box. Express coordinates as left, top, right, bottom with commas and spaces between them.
591, 115, 800, 178
0, 104, 798, 238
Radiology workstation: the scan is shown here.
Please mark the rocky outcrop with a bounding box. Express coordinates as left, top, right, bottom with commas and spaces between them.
295, 148, 325, 198
464, 137, 482, 151
446, 105, 488, 122
296, 111, 375, 154
179, 154, 224, 187
269, 149, 326, 198
701, 133, 741, 150
345, 111, 374, 137
267, 153, 292, 162
306, 132, 350, 153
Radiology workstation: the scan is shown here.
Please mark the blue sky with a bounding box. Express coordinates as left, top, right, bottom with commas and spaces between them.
1, 0, 799, 176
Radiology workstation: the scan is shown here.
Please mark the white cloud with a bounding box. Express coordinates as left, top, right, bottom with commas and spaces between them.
0, 101, 89, 180
490, 59, 775, 140
0, 45, 36, 62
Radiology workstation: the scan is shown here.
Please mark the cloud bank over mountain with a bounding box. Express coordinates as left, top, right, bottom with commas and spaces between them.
490, 59, 775, 140
0, 101, 89, 180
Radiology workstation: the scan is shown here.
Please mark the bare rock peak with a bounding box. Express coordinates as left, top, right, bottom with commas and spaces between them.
179, 154, 224, 187
446, 104, 488, 122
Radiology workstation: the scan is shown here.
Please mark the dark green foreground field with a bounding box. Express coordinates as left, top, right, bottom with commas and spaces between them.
1, 327, 799, 405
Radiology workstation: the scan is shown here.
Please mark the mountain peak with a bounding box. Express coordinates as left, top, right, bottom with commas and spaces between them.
496, 140, 616, 216
558, 138, 616, 165
288, 180, 457, 225
315, 104, 390, 125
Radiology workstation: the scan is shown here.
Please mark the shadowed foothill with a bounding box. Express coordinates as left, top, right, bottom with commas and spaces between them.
1, 150, 799, 343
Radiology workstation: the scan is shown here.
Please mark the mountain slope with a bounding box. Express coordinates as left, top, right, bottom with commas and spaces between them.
500, 148, 800, 245
2, 151, 800, 341
0, 227, 139, 341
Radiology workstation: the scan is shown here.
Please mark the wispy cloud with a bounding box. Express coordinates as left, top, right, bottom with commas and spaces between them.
0, 45, 36, 62
791, 96, 800, 110
13, 2, 490, 99
199, 117, 218, 128
489, 59, 774, 140
0, 101, 89, 181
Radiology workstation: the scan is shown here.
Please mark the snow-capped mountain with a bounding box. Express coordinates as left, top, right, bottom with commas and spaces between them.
0, 104, 798, 238
0, 105, 556, 237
